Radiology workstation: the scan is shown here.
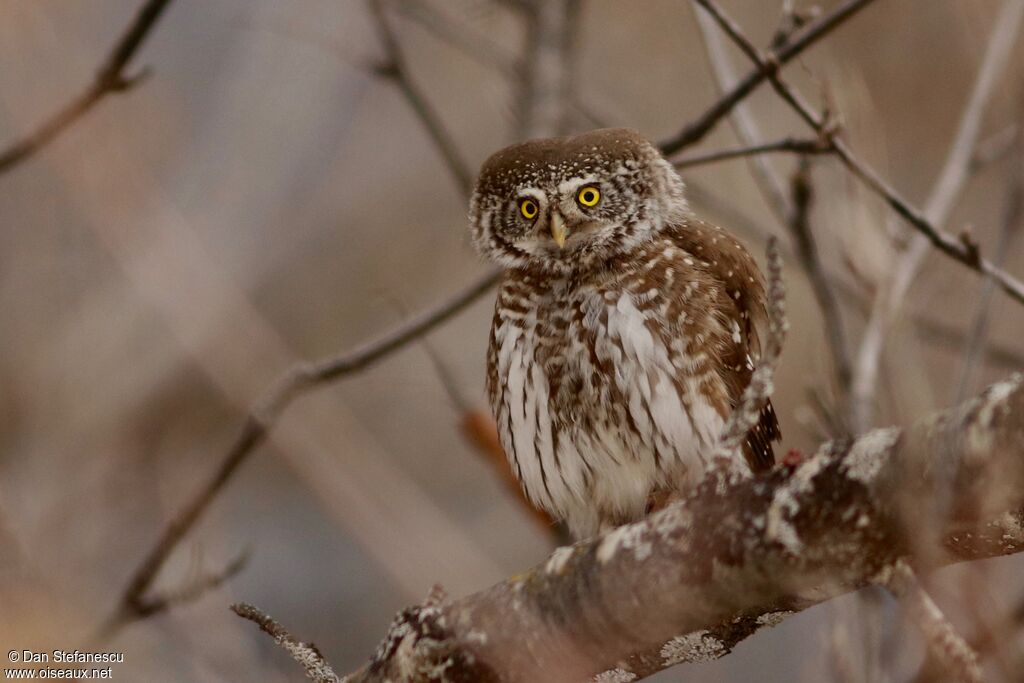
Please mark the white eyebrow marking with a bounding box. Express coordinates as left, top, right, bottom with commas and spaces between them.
557, 175, 599, 195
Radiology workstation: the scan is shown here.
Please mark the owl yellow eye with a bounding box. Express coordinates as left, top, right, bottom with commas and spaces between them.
577, 185, 601, 207
519, 198, 539, 220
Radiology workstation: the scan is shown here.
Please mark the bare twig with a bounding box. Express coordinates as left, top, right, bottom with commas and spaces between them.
368, 0, 474, 195
659, 0, 878, 155
686, 177, 1024, 376
914, 313, 1024, 372
418, 340, 564, 539
692, 0, 1024, 436
103, 268, 500, 638
769, 0, 819, 52
909, 595, 1024, 683
388, 0, 613, 131
883, 562, 983, 683
848, 0, 1024, 430
516, 0, 581, 138
232, 603, 341, 683
694, 0, 1024, 307
389, 0, 519, 79
689, 3, 792, 223
954, 127, 1024, 403
691, 3, 853, 429
971, 123, 1019, 172
99, 0, 504, 636
0, 0, 174, 175
672, 136, 831, 169
789, 158, 854, 425
98, 548, 250, 640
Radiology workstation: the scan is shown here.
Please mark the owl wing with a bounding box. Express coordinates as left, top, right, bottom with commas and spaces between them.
665, 218, 780, 472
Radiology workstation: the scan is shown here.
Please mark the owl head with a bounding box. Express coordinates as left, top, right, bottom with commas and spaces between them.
469, 128, 689, 275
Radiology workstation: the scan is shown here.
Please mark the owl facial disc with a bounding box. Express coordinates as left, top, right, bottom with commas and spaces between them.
469, 128, 690, 275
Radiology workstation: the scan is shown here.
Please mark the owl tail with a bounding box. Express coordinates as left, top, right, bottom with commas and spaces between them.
744, 399, 781, 473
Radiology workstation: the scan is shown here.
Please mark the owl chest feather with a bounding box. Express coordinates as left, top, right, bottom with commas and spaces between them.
488, 244, 733, 537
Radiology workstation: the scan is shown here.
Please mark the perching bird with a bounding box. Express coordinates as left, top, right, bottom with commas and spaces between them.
469, 128, 780, 540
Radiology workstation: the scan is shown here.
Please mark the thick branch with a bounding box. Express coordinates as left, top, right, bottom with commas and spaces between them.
0, 0, 174, 174
347, 374, 1024, 682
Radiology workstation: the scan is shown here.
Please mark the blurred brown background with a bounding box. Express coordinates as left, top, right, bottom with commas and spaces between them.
1, 1, 1022, 681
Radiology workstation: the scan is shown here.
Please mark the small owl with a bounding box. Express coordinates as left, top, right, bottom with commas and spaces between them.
469, 128, 780, 540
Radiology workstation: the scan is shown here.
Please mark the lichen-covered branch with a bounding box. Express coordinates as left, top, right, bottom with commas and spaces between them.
881, 561, 983, 683
232, 603, 341, 683
343, 373, 1024, 682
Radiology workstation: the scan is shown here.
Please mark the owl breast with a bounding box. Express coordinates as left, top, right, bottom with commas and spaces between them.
488, 240, 735, 539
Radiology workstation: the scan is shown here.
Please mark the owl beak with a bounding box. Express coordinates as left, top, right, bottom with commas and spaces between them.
550, 211, 568, 248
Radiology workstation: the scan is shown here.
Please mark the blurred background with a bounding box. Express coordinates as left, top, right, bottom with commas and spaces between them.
1, 0, 1022, 680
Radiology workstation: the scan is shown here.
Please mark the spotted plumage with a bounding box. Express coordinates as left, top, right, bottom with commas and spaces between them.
469, 128, 780, 539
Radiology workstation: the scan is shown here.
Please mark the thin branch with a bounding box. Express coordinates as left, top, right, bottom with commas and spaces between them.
659, 0, 878, 155
0, 0, 174, 175
769, 0, 819, 52
516, 0, 580, 138
232, 603, 341, 683
368, 0, 474, 196
954, 128, 1024, 403
844, 0, 1024, 430
388, 0, 613, 132
913, 312, 1024, 372
694, 0, 1024, 307
689, 2, 792, 223
686, 176, 1024, 375
671, 136, 831, 170
345, 374, 1024, 681
883, 561, 983, 683
419, 337, 565, 540
99, 0, 505, 635
99, 548, 250, 639
389, 0, 519, 79
690, 0, 1024, 433
909, 595, 1024, 683
788, 158, 854, 426
690, 2, 853, 431
102, 268, 500, 639
971, 123, 1019, 172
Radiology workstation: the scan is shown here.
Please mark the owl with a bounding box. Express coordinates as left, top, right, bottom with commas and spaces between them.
469, 128, 780, 540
